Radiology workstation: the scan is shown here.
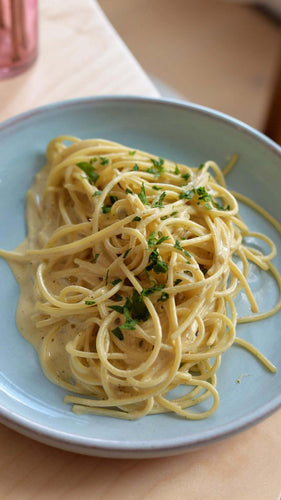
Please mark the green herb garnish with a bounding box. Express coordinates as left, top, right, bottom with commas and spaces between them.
148, 232, 157, 247
85, 300, 95, 305
138, 183, 149, 205
113, 293, 123, 302
160, 210, 178, 221
146, 248, 168, 274
148, 231, 169, 247
133, 216, 142, 221
142, 282, 165, 296
157, 292, 169, 302
152, 191, 166, 208
111, 278, 122, 286
147, 157, 165, 176
109, 304, 124, 314
181, 173, 190, 181
179, 189, 195, 200
156, 235, 169, 245
174, 240, 191, 258
99, 156, 109, 165
105, 269, 109, 285
196, 186, 212, 202
112, 327, 124, 340
128, 150, 136, 156
213, 201, 229, 211
102, 205, 111, 214
76, 162, 99, 185
121, 307, 137, 330
110, 195, 118, 204
123, 248, 132, 259
92, 190, 102, 197
174, 278, 182, 285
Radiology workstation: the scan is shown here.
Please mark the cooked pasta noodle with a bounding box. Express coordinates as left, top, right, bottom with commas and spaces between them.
1, 136, 280, 420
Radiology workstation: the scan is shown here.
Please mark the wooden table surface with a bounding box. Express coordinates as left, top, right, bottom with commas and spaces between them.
0, 1, 280, 499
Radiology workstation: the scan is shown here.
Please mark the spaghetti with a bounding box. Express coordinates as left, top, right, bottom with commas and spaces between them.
1, 136, 280, 420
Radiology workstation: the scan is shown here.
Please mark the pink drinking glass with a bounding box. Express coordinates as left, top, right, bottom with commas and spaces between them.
0, 0, 38, 79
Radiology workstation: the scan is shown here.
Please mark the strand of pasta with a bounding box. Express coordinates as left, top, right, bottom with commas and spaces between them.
0, 136, 280, 421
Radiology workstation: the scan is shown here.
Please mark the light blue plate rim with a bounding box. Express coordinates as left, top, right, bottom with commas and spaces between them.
0, 95, 280, 457
1, 95, 281, 159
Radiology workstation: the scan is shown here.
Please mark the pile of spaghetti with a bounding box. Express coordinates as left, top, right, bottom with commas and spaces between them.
3, 137, 280, 420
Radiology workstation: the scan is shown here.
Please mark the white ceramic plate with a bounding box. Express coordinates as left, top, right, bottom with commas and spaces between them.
0, 96, 280, 458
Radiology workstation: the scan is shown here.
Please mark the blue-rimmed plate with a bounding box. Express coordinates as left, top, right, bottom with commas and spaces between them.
0, 96, 280, 458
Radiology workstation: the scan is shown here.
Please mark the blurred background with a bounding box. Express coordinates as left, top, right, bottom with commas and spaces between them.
99, 0, 281, 144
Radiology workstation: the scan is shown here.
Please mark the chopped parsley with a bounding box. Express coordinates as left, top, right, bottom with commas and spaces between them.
181, 173, 191, 181
152, 191, 166, 208
133, 216, 142, 221
121, 307, 137, 330
148, 231, 169, 247
142, 282, 165, 297
174, 240, 191, 258
112, 327, 124, 340
147, 157, 165, 176
99, 156, 109, 165
198, 163, 205, 170
128, 291, 150, 322
196, 186, 212, 202
179, 189, 195, 200
213, 201, 230, 211
132, 164, 139, 171
92, 253, 99, 263
160, 211, 178, 221
174, 164, 180, 175
110, 195, 118, 204
111, 278, 122, 286
92, 190, 102, 197
102, 205, 111, 214
123, 248, 132, 259
109, 304, 124, 314
179, 186, 217, 210
102, 194, 118, 214
152, 185, 162, 190
85, 300, 95, 305
105, 269, 109, 285
148, 232, 157, 247
146, 248, 168, 274
174, 278, 182, 285
113, 293, 123, 302
156, 234, 169, 245
138, 183, 149, 205
128, 150, 136, 156
157, 292, 169, 302
126, 188, 133, 194
110, 292, 149, 327
76, 161, 99, 185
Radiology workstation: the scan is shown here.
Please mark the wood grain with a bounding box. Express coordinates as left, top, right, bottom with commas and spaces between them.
0, 411, 280, 500
0, 0, 157, 124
